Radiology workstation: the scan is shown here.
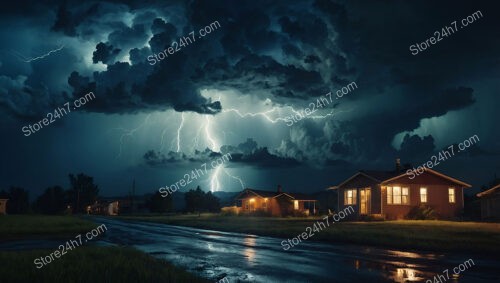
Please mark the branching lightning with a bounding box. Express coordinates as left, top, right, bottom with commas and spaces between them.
112, 114, 151, 158
13, 45, 65, 63
223, 168, 245, 190
111, 96, 344, 192
204, 115, 218, 151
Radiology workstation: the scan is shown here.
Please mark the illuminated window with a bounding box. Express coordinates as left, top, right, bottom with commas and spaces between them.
294, 200, 299, 210
387, 187, 392, 204
448, 188, 455, 203
420, 188, 427, 203
344, 189, 357, 205
387, 186, 409, 205
402, 187, 409, 204
262, 198, 268, 209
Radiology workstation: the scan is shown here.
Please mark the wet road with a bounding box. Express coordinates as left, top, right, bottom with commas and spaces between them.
93, 217, 499, 283
2, 217, 499, 283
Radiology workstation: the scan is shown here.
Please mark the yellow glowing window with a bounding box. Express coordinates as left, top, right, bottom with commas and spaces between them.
387, 186, 409, 204
344, 189, 357, 205
448, 188, 455, 203
294, 200, 299, 210
420, 188, 427, 203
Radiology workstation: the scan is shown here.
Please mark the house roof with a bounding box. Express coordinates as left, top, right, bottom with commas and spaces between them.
381, 168, 471, 188
332, 168, 471, 189
235, 188, 317, 201
477, 184, 500, 197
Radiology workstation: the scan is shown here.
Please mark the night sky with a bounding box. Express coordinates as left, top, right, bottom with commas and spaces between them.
1, 0, 499, 198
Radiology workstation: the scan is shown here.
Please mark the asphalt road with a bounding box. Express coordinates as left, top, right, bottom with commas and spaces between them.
88, 217, 500, 283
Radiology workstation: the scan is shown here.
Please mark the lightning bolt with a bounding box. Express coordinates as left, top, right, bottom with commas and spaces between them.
210, 165, 222, 192
222, 107, 287, 123
204, 115, 218, 151
13, 45, 65, 63
159, 115, 170, 152
222, 168, 245, 190
176, 112, 185, 152
223, 105, 339, 123
112, 114, 151, 158
191, 123, 205, 151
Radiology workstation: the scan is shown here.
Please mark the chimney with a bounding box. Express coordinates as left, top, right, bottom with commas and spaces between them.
395, 158, 401, 172
277, 185, 282, 193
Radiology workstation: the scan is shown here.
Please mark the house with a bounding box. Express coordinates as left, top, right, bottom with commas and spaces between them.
0, 199, 8, 215
89, 199, 119, 215
477, 184, 500, 220
233, 186, 318, 216
330, 160, 471, 220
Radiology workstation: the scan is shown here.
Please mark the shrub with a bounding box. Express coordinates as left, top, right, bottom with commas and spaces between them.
406, 205, 437, 220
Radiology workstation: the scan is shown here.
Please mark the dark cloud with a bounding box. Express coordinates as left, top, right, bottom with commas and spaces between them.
92, 42, 121, 64
144, 138, 301, 168
398, 134, 435, 162
51, 2, 99, 36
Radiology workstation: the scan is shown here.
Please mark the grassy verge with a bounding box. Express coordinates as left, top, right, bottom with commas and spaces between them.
0, 246, 209, 283
0, 215, 97, 241
119, 214, 500, 255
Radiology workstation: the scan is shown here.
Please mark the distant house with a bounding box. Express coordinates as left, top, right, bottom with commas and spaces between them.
330, 160, 471, 220
0, 199, 8, 215
477, 184, 500, 220
89, 199, 119, 215
233, 186, 318, 216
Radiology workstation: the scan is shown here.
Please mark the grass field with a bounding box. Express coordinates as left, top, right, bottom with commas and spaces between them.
0, 215, 210, 282
119, 214, 500, 255
0, 246, 209, 283
0, 215, 97, 241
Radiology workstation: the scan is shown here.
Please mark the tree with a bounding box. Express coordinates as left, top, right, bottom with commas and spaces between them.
0, 187, 30, 214
67, 173, 99, 214
34, 186, 67, 214
148, 192, 173, 213
184, 186, 221, 213
204, 192, 221, 212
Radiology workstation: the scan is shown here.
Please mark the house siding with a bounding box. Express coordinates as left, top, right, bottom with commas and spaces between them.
479, 192, 500, 219
238, 191, 313, 216
383, 172, 464, 219
338, 174, 380, 219
338, 171, 466, 220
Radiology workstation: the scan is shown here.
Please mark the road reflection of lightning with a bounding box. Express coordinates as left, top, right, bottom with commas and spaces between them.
13, 45, 65, 63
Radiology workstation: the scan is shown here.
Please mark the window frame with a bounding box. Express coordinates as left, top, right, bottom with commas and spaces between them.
420, 187, 428, 203
344, 189, 357, 205
386, 186, 410, 205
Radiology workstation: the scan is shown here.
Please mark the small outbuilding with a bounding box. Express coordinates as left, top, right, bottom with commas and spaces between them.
477, 184, 500, 220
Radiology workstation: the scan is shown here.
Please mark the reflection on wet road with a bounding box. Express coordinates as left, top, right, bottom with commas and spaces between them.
91, 217, 499, 283
2, 217, 498, 282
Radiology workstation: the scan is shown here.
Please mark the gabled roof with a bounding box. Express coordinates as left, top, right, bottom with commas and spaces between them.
332, 168, 471, 189
477, 184, 500, 197
334, 170, 396, 189
235, 188, 317, 201
381, 168, 471, 188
